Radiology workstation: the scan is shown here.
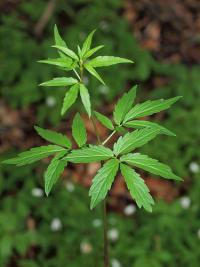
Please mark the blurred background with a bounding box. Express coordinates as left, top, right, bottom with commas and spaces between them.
0, 0, 200, 266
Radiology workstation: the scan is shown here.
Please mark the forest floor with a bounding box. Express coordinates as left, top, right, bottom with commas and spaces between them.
1, 0, 197, 211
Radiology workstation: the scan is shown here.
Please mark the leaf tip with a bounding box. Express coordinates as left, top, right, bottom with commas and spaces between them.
176, 176, 184, 181
147, 207, 153, 213
61, 108, 65, 116
45, 190, 49, 197
172, 95, 183, 104
91, 28, 97, 35
90, 202, 94, 210
45, 185, 51, 197
54, 24, 58, 30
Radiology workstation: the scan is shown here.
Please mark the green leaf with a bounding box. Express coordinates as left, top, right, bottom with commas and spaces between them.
54, 24, 67, 47
124, 96, 182, 122
38, 58, 73, 69
113, 85, 137, 125
77, 45, 82, 57
84, 64, 105, 85
54, 24, 67, 58
84, 45, 104, 59
52, 45, 79, 60
44, 152, 67, 196
94, 111, 114, 130
79, 83, 91, 117
89, 159, 119, 209
34, 126, 72, 148
113, 127, 161, 156
64, 145, 113, 163
81, 30, 96, 57
61, 83, 79, 115
88, 56, 133, 68
120, 163, 154, 212
72, 113, 87, 147
39, 77, 78, 87
115, 126, 128, 135
120, 153, 182, 181
124, 120, 176, 136
2, 145, 66, 166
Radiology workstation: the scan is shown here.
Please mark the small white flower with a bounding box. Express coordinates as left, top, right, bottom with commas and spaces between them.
46, 96, 56, 107
83, 76, 89, 85
31, 188, 44, 198
98, 85, 109, 94
80, 241, 93, 254
124, 204, 136, 216
111, 258, 122, 267
99, 21, 109, 31
65, 181, 75, 192
92, 219, 102, 228
180, 196, 191, 209
197, 229, 200, 239
108, 228, 119, 242
189, 162, 199, 173
50, 218, 62, 231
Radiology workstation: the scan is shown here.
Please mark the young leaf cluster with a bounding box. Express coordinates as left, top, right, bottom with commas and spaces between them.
39, 25, 133, 117
2, 27, 182, 213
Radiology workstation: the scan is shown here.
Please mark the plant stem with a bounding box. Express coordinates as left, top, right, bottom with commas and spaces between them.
80, 61, 84, 81
81, 65, 109, 267
103, 198, 109, 267
102, 130, 116, 146
91, 115, 109, 267
73, 68, 81, 81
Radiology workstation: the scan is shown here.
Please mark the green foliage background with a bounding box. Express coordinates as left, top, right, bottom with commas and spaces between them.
0, 0, 200, 266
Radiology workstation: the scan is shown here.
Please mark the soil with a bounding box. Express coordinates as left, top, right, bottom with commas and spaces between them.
124, 0, 200, 64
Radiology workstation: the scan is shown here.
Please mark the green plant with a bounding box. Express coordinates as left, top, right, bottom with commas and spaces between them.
2, 27, 182, 266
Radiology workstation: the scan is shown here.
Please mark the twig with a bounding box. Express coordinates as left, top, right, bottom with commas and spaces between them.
102, 130, 116, 146
34, 0, 58, 37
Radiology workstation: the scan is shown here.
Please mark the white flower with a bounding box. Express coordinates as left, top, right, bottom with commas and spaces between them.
124, 204, 136, 216
65, 181, 75, 192
80, 241, 93, 254
99, 21, 109, 31
46, 96, 56, 107
111, 258, 122, 267
50, 218, 62, 231
180, 196, 191, 209
98, 85, 109, 94
108, 228, 119, 242
92, 219, 102, 228
197, 229, 200, 239
31, 188, 44, 198
189, 162, 199, 173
